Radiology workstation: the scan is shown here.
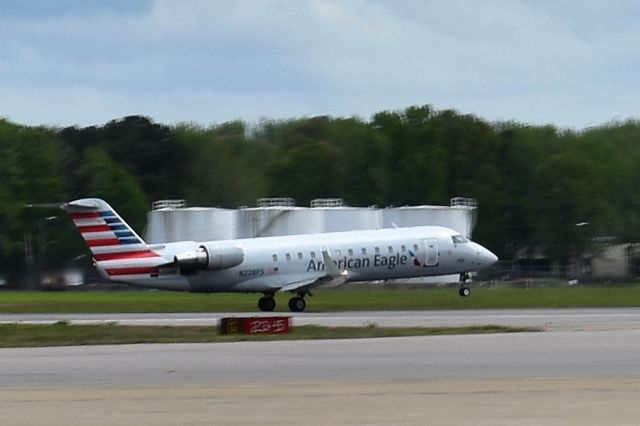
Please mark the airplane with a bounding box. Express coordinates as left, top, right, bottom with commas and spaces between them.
62, 198, 498, 312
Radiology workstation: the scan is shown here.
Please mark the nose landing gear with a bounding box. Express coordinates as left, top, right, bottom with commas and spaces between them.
458, 286, 471, 297
459, 272, 471, 297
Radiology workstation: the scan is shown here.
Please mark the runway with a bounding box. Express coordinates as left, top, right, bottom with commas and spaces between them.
2, 309, 640, 425
4, 307, 640, 331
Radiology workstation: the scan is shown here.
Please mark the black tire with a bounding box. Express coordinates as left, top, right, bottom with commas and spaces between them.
459, 287, 471, 297
288, 296, 306, 312
258, 296, 276, 312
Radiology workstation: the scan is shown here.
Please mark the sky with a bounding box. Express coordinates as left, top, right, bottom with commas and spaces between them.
1, 0, 639, 129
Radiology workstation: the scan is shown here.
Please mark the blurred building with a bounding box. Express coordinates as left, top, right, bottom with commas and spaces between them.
504, 241, 640, 281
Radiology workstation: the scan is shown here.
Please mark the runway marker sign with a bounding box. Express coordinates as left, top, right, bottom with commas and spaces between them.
220, 317, 291, 335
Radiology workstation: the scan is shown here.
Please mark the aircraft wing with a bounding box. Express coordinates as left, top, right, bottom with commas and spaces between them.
279, 274, 347, 292
279, 249, 348, 292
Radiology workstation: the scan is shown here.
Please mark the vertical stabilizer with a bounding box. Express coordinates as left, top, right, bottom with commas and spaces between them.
63, 198, 162, 278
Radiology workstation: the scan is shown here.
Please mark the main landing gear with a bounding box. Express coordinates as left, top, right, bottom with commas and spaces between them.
257, 292, 309, 312
459, 272, 471, 297
258, 294, 276, 312
288, 292, 307, 312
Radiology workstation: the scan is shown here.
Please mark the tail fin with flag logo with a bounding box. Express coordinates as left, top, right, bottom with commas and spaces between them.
62, 198, 164, 279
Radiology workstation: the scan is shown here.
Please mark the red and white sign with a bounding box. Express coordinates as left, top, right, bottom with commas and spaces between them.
220, 316, 291, 335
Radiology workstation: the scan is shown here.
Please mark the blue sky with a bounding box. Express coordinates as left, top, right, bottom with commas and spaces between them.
1, 0, 639, 129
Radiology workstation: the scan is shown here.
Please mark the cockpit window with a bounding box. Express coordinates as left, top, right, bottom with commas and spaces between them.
452, 235, 469, 244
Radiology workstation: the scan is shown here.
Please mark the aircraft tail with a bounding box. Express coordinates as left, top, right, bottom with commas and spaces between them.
63, 198, 163, 278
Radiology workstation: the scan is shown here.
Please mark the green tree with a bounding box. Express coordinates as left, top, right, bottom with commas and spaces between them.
0, 121, 65, 245
269, 139, 341, 205
530, 151, 607, 269
0, 119, 66, 281
61, 116, 184, 201
76, 146, 148, 234
175, 122, 273, 207
373, 106, 449, 206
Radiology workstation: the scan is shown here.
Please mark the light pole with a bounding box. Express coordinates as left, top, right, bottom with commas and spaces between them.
574, 222, 589, 277
35, 215, 59, 288
39, 216, 58, 261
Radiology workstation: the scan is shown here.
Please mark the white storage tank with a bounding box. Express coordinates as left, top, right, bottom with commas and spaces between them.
145, 197, 477, 243
146, 204, 237, 243
321, 207, 381, 232
382, 206, 473, 237
235, 207, 320, 238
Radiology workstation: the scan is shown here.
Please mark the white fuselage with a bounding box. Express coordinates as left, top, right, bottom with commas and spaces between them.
100, 226, 498, 293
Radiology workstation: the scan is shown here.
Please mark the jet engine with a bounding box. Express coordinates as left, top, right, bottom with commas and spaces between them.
173, 242, 244, 271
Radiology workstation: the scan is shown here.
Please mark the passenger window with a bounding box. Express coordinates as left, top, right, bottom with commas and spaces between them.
272, 254, 278, 262
310, 251, 316, 259
375, 247, 380, 254
401, 245, 407, 252
413, 244, 419, 252
362, 248, 367, 255
348, 248, 354, 256
336, 249, 342, 257
298, 252, 303, 260
286, 253, 291, 261
388, 246, 393, 253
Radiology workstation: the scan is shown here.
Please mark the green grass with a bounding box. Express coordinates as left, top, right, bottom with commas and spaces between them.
0, 322, 538, 348
2, 285, 640, 313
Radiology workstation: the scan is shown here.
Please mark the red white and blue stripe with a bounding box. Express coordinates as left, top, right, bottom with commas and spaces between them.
65, 199, 163, 278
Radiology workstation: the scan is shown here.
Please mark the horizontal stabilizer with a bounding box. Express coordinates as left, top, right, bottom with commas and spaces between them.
62, 199, 104, 210
25, 202, 66, 209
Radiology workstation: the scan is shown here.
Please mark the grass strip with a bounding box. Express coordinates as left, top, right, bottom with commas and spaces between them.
0, 322, 539, 348
2, 286, 640, 313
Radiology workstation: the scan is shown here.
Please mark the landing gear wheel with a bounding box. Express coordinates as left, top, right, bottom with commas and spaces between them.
459, 287, 471, 297
258, 295, 276, 312
288, 296, 306, 312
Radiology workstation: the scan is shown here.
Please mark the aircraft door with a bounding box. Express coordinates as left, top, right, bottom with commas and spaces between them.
423, 238, 438, 266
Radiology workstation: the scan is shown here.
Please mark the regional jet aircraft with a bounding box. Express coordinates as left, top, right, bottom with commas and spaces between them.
63, 198, 498, 311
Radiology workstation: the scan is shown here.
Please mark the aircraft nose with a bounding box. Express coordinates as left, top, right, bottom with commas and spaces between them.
472, 243, 498, 268
481, 247, 499, 265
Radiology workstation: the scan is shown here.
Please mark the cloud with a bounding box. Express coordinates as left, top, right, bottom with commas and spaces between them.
0, 0, 639, 128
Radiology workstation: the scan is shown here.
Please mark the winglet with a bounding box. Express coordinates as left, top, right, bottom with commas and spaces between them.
321, 249, 348, 278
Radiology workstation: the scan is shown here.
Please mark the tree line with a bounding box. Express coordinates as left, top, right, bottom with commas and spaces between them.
1, 105, 640, 283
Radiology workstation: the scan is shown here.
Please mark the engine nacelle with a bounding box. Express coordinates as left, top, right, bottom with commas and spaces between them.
173, 242, 244, 271
173, 248, 208, 269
